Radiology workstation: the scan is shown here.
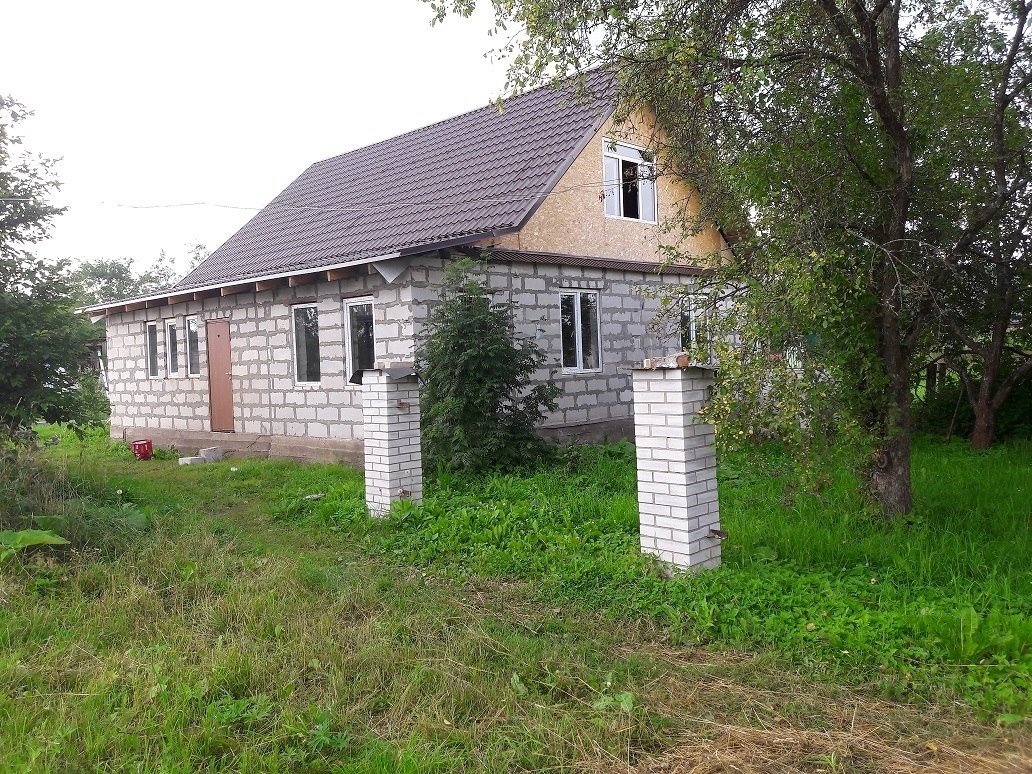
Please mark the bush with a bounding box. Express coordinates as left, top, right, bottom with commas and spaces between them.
415, 260, 560, 473
915, 376, 1032, 441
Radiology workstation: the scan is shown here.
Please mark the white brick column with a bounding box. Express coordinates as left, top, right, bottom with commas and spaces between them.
361, 365, 423, 517
632, 356, 722, 569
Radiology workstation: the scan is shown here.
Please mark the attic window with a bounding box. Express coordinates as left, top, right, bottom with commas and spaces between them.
603, 139, 657, 223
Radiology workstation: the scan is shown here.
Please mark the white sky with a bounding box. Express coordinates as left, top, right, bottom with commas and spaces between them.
6, 0, 508, 280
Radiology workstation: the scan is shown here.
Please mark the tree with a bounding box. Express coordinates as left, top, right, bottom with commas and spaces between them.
70, 243, 209, 307
426, 0, 1032, 515
0, 96, 62, 256
0, 97, 104, 435
0, 255, 108, 433
415, 261, 560, 473
919, 14, 1032, 449
937, 192, 1031, 449
186, 242, 209, 270
69, 252, 177, 306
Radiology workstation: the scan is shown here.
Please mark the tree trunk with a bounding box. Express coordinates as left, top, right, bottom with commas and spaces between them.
971, 403, 995, 450
871, 429, 913, 516
925, 364, 937, 396
871, 332, 914, 517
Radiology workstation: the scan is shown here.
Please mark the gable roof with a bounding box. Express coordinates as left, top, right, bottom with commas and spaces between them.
172, 72, 616, 292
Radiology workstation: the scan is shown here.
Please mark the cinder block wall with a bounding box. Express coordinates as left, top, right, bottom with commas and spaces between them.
105, 270, 411, 454
409, 255, 696, 440
105, 253, 698, 454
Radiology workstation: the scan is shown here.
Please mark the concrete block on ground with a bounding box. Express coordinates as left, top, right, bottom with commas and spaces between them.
178, 456, 206, 466
199, 446, 223, 462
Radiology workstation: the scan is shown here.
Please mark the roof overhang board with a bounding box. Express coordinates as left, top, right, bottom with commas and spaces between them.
288, 273, 320, 287
220, 284, 253, 297
78, 251, 404, 314
255, 277, 288, 292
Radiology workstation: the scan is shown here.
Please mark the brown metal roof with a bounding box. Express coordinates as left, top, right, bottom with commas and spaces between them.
172, 72, 616, 292
471, 247, 704, 276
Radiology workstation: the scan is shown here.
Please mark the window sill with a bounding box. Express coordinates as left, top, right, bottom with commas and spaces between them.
603, 213, 658, 225
560, 368, 604, 375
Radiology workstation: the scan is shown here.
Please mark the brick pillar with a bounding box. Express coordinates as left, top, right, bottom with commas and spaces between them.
632, 356, 722, 569
361, 365, 423, 517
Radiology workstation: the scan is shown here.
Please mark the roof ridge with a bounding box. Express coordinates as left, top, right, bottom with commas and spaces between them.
307, 69, 615, 168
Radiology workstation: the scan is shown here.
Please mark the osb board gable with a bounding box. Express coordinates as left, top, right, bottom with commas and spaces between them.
479, 110, 726, 264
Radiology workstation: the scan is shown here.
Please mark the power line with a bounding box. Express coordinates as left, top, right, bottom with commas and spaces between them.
0, 178, 630, 215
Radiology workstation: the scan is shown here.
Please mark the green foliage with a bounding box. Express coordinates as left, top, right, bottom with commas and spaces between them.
427, 0, 1032, 511
363, 440, 1032, 716
0, 427, 1025, 770
68, 253, 177, 306
415, 260, 560, 472
0, 97, 106, 435
916, 376, 1032, 441
0, 529, 69, 561
0, 95, 63, 251
0, 427, 152, 555
0, 253, 109, 433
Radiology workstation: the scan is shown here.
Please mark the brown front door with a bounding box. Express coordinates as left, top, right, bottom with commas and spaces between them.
206, 319, 235, 432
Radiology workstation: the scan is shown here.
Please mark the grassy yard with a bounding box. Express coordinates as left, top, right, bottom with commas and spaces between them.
0, 428, 1029, 771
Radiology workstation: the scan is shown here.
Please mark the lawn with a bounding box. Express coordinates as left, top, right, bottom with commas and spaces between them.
0, 427, 1029, 771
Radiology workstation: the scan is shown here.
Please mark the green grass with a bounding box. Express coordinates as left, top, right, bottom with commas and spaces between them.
327, 439, 1030, 718
0, 427, 1028, 770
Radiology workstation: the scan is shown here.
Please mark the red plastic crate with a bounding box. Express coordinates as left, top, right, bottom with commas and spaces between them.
130, 439, 153, 461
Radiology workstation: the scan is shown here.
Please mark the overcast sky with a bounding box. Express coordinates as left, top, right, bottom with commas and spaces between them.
7, 0, 508, 279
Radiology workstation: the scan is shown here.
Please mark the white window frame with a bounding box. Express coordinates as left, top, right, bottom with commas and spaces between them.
679, 295, 713, 360
291, 303, 322, 385
559, 290, 603, 373
165, 319, 182, 377
343, 296, 376, 385
145, 322, 160, 379
185, 316, 202, 377
602, 138, 658, 224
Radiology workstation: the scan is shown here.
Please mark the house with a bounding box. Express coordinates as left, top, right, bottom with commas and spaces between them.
83, 73, 731, 462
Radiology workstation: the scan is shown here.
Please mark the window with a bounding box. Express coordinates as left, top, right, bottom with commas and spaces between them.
603, 139, 657, 222
166, 320, 181, 376
292, 304, 321, 383
344, 297, 375, 381
679, 296, 711, 359
146, 323, 160, 378
186, 316, 201, 376
560, 290, 601, 371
